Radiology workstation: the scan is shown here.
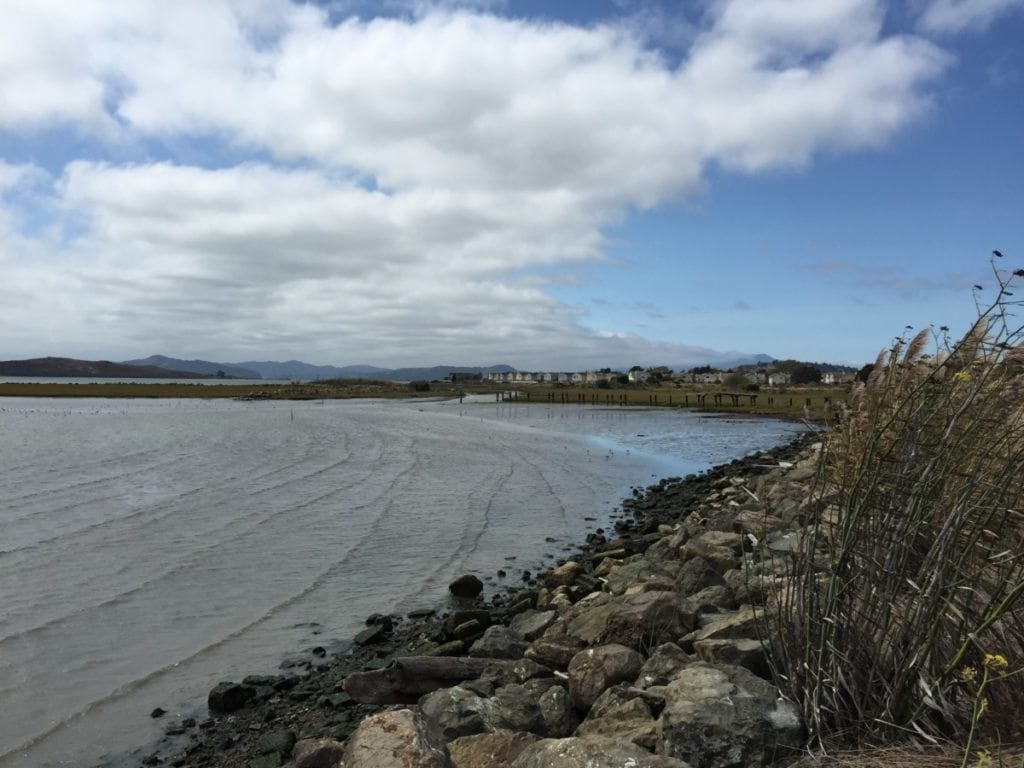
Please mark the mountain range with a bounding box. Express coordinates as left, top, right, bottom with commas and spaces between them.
2, 353, 781, 381
123, 356, 518, 382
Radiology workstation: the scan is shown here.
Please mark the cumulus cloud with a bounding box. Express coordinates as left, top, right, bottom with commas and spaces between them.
919, 0, 1024, 33
0, 0, 956, 367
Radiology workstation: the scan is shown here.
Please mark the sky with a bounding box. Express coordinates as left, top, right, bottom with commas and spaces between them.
0, 0, 1022, 371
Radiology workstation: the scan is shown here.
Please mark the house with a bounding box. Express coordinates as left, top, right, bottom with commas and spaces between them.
628, 369, 649, 384
768, 372, 791, 386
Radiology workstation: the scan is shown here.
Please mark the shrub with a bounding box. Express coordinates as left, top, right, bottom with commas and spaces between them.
765, 254, 1024, 749
408, 380, 431, 392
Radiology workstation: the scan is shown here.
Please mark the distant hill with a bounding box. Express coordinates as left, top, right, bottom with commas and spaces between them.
237, 361, 516, 382
126, 356, 517, 382
0, 357, 204, 378
124, 355, 262, 379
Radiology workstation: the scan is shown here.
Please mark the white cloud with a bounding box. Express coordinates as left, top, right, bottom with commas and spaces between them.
919, 0, 1024, 33
0, 0, 957, 366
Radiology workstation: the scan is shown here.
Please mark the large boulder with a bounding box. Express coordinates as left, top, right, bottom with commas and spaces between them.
567, 644, 644, 712
343, 709, 449, 768
449, 574, 484, 599
207, 681, 256, 713
509, 610, 558, 641
656, 662, 802, 768
565, 591, 690, 652
469, 626, 529, 660
510, 737, 691, 768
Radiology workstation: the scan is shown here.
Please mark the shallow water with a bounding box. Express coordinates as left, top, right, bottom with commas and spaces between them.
0, 396, 802, 767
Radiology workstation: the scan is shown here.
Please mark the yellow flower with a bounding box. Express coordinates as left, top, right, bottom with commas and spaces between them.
962, 666, 978, 683
954, 371, 972, 383
975, 749, 993, 767
983, 653, 1009, 672
978, 697, 989, 716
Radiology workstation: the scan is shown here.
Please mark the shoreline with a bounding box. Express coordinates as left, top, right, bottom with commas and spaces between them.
95, 428, 817, 768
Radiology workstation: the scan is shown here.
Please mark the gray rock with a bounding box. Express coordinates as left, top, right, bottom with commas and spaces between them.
256, 729, 295, 757
604, 560, 682, 596
449, 574, 484, 599
509, 610, 557, 641
419, 686, 490, 742
343, 708, 450, 768
469, 626, 529, 660
490, 683, 544, 734
292, 737, 345, 768
674, 556, 725, 596
511, 737, 691, 768
685, 605, 760, 645
538, 685, 578, 738
635, 643, 691, 689
207, 681, 256, 713
657, 663, 802, 768
567, 643, 644, 712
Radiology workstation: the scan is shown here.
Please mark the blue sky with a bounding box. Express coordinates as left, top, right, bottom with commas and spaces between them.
0, 0, 1021, 370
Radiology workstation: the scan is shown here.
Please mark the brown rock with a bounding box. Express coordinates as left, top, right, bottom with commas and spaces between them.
342, 709, 450, 768
567, 644, 644, 712
293, 738, 345, 768
449, 730, 539, 768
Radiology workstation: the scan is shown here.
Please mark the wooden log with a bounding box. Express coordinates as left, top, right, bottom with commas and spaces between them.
343, 656, 511, 704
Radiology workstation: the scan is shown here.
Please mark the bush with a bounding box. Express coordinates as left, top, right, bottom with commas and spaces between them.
408, 380, 431, 392
765, 254, 1024, 749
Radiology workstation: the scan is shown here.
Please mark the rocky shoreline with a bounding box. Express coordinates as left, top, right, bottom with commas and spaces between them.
117, 429, 822, 768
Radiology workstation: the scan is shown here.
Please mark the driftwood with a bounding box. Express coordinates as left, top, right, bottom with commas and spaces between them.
343, 656, 510, 704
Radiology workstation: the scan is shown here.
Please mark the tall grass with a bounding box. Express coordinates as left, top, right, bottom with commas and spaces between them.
768, 255, 1024, 748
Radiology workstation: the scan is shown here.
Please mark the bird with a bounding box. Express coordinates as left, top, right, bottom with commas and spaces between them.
993, 250, 1004, 258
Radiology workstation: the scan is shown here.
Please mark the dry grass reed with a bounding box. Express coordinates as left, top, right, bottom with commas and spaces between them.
763, 254, 1024, 755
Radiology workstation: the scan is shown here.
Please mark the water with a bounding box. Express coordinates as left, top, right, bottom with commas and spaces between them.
0, 396, 803, 767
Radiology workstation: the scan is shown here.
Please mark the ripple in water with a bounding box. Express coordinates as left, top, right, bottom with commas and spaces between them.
0, 396, 803, 767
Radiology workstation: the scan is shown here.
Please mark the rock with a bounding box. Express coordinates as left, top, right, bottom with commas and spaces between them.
292, 738, 345, 768
525, 637, 585, 670
248, 754, 281, 768
567, 644, 644, 712
489, 683, 544, 734
469, 626, 529, 659
684, 605, 760, 645
692, 638, 769, 678
150, 707, 166, 718
449, 574, 484, 599
636, 643, 691, 689
538, 685, 578, 738
419, 686, 490, 742
208, 681, 257, 713
566, 591, 689, 652
510, 736, 691, 768
604, 560, 681, 596
448, 730, 540, 768
444, 610, 491, 637
544, 561, 583, 587
657, 662, 802, 768
342, 709, 450, 768
509, 610, 557, 641
674, 556, 725, 595
576, 696, 657, 750
353, 624, 387, 646
256, 729, 296, 758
